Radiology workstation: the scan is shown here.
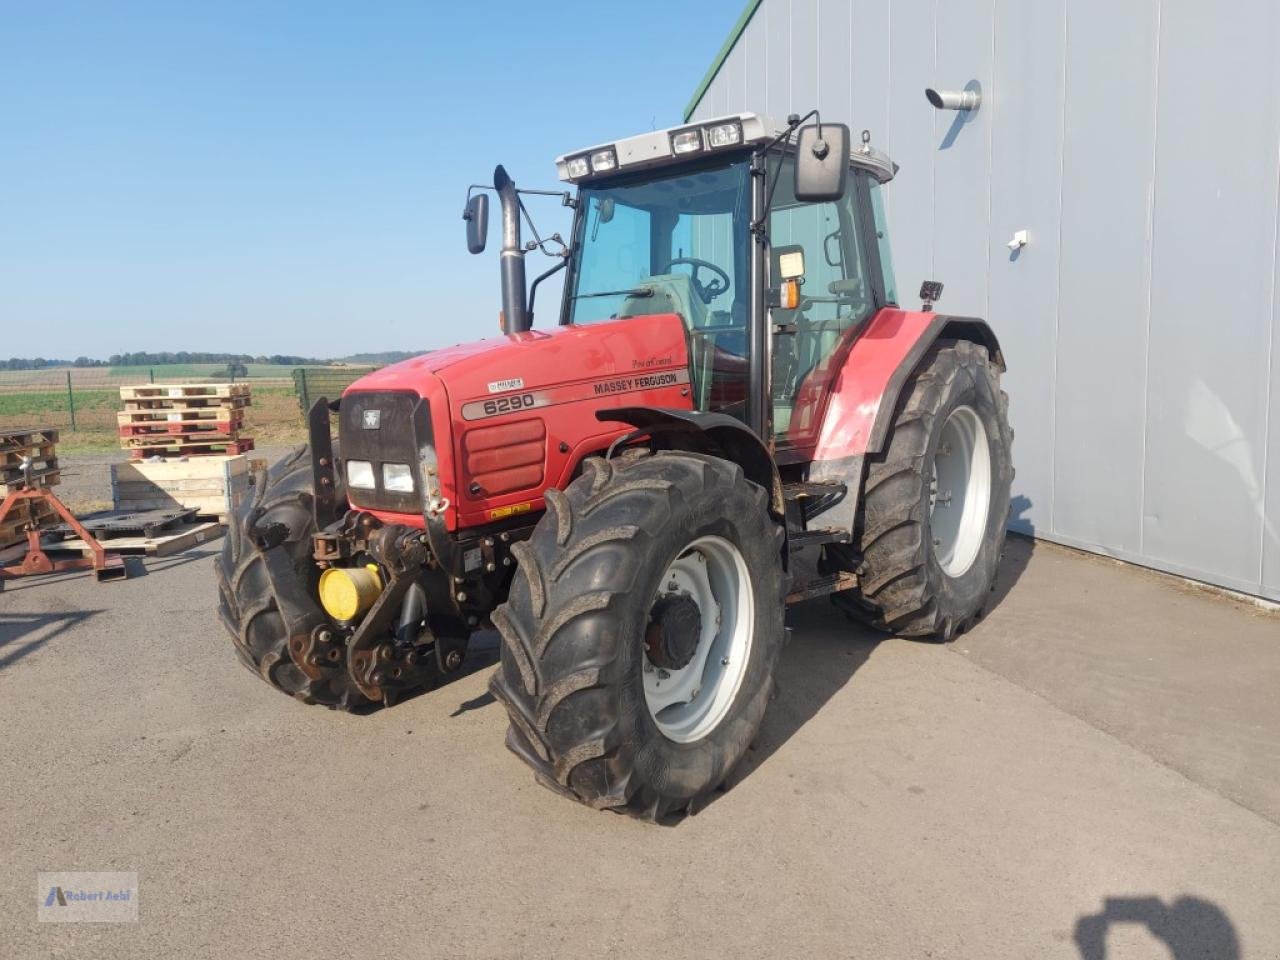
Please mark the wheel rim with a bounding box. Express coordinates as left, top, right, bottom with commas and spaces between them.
929, 405, 992, 577
643, 535, 754, 743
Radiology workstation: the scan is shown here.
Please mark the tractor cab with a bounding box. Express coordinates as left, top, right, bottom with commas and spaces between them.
555, 114, 898, 458
466, 112, 899, 460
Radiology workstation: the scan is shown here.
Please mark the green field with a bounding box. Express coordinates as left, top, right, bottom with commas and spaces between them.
0, 384, 307, 452
0, 362, 350, 390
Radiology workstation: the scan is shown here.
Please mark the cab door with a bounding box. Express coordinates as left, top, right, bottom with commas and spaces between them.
767, 164, 883, 455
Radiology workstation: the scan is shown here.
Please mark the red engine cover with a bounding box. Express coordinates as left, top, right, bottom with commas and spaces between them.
343, 314, 694, 531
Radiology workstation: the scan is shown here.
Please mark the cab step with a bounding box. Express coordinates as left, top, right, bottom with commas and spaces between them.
782, 480, 846, 501
786, 571, 859, 605
787, 526, 851, 550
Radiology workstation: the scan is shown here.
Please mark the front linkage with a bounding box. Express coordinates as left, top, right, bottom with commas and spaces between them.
250, 399, 529, 708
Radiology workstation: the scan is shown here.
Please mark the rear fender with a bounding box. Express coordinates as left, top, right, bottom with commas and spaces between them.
594, 407, 786, 522
813, 310, 1003, 462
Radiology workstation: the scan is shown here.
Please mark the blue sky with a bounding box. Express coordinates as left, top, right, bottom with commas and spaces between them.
0, 0, 740, 359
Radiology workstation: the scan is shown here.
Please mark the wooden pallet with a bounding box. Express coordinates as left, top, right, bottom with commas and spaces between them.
0, 427, 59, 450
118, 385, 252, 456
117, 406, 245, 426
0, 468, 60, 494
119, 383, 251, 402
45, 520, 224, 557
0, 500, 60, 549
50, 507, 199, 540
117, 420, 242, 438
125, 437, 255, 458
122, 395, 251, 411
0, 440, 56, 466
0, 427, 61, 490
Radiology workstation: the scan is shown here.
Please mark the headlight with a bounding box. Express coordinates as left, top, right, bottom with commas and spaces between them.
346, 460, 375, 489
671, 129, 703, 154
707, 122, 742, 148
589, 148, 617, 173
382, 462, 414, 493
565, 155, 590, 179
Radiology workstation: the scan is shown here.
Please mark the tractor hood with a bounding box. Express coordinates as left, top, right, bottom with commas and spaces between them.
347, 313, 691, 402
341, 313, 695, 531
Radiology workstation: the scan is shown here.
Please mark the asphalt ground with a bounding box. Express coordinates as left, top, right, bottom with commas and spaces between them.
2, 454, 1278, 958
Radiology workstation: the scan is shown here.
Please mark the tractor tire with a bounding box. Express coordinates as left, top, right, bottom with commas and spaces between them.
490, 451, 785, 821
215, 446, 369, 710
834, 339, 1014, 640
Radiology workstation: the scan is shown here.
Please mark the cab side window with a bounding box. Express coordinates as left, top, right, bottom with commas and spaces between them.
868, 179, 898, 305
769, 160, 876, 435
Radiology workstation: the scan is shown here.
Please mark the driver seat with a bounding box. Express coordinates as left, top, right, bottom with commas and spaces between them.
616, 274, 709, 329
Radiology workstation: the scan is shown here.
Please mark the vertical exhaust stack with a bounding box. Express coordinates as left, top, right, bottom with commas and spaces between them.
494, 165, 530, 334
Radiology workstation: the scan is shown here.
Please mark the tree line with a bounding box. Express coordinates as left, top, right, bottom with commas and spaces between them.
2, 352, 324, 371
2, 350, 424, 372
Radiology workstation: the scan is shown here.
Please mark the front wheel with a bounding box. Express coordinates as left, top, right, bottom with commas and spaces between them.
489, 451, 785, 821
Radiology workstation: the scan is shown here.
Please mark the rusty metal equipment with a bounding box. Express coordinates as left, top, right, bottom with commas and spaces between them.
0, 456, 126, 581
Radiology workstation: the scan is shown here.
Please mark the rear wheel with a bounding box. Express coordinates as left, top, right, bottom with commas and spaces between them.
215, 446, 370, 709
834, 339, 1014, 639
489, 451, 785, 820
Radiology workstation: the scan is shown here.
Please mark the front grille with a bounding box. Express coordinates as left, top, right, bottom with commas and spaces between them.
338, 390, 428, 514
462, 419, 545, 498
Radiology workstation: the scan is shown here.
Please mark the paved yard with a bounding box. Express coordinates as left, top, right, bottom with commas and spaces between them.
2, 481, 1278, 958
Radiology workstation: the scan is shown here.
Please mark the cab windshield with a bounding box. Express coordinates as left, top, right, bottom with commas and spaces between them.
564, 156, 752, 413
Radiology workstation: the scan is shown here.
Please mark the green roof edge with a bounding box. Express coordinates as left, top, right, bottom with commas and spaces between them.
682, 0, 764, 122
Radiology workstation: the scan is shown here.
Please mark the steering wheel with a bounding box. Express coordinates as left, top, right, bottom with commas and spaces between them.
664, 256, 730, 304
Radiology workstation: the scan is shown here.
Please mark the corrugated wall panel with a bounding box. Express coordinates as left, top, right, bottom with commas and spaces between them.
1052, 0, 1159, 553
1141, 0, 1280, 593
790, 0, 819, 116
720, 41, 746, 114
930, 0, 993, 318
1267, 251, 1280, 594
884, 0, 935, 303
987, 0, 1066, 537
742, 6, 768, 114
816, 0, 851, 123
848, 0, 890, 152
687, 0, 1280, 600
764, 0, 792, 120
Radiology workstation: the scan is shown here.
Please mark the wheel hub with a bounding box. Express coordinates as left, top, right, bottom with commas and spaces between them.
641, 536, 754, 744
645, 592, 703, 671
929, 404, 992, 577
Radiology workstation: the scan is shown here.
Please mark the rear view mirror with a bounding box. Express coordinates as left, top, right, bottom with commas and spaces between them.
794, 123, 850, 202
464, 194, 489, 254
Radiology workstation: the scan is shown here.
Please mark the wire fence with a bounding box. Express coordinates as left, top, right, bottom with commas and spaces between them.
0, 363, 379, 448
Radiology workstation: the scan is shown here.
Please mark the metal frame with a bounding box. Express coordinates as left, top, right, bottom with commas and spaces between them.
0, 486, 126, 581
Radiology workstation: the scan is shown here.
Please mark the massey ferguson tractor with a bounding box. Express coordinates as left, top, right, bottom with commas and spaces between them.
216, 111, 1013, 820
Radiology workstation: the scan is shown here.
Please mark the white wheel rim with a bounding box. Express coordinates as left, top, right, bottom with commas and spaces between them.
643, 535, 754, 743
929, 405, 992, 577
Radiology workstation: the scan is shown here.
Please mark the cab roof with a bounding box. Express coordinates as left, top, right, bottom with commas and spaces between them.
555, 112, 896, 186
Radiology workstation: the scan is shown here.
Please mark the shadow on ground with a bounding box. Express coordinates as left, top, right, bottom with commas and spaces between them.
703, 523, 1038, 813
0, 609, 102, 670
1074, 895, 1240, 959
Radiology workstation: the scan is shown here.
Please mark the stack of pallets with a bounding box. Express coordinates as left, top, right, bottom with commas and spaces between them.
0, 427, 61, 549
117, 383, 255, 459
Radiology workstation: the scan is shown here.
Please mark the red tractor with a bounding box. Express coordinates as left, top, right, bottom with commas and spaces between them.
216, 112, 1013, 820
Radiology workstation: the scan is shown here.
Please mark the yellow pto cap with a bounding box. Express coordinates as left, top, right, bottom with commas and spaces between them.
318, 564, 383, 622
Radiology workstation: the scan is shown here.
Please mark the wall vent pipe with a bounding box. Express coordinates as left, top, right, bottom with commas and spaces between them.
925, 87, 981, 111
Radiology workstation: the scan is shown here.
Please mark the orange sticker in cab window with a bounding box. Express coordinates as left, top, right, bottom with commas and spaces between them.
489, 501, 533, 521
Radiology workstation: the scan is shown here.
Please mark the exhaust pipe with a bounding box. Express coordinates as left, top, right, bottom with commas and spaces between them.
494, 165, 530, 334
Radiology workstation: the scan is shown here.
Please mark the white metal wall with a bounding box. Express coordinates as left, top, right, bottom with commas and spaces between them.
690, 0, 1280, 601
